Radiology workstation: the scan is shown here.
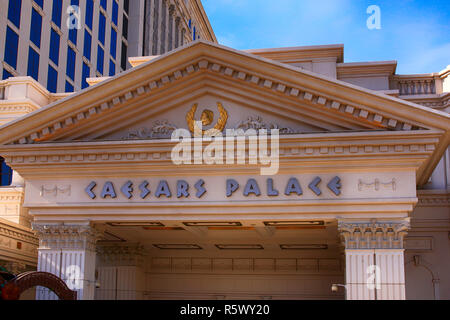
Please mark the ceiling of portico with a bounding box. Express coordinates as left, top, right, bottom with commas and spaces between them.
98, 219, 341, 257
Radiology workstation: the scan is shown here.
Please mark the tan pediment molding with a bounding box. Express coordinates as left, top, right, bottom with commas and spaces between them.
3, 42, 449, 145
3, 61, 430, 144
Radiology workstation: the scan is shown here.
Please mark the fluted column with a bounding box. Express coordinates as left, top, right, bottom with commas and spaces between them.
168, 5, 175, 51
33, 223, 100, 300
159, 0, 168, 54
175, 17, 182, 48
338, 219, 409, 300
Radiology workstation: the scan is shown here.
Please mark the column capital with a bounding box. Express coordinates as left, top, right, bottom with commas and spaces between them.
32, 223, 101, 251
338, 219, 410, 250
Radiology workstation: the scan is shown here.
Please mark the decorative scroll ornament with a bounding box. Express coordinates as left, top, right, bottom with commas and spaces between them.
236, 116, 296, 134
186, 102, 228, 136
125, 120, 177, 140
358, 178, 396, 191
40, 185, 71, 197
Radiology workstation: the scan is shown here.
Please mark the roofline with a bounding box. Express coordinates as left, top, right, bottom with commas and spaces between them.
1, 40, 448, 134
194, 0, 217, 43
245, 44, 345, 63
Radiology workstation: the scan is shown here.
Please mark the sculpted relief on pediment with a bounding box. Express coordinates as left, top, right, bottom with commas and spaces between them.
120, 98, 305, 141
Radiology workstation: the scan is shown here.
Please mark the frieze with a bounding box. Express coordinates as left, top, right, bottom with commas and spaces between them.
84, 177, 342, 200
5, 142, 437, 166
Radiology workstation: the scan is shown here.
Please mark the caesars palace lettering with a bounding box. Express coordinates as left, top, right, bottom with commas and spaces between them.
85, 177, 342, 200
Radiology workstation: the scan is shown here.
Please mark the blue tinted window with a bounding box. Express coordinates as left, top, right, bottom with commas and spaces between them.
34, 0, 43, 9
99, 13, 106, 45
66, 47, 76, 80
82, 63, 90, 89
110, 28, 117, 59
112, 1, 119, 25
97, 46, 104, 74
0, 159, 13, 186
2, 69, 14, 80
27, 47, 40, 81
100, 0, 107, 10
69, 29, 77, 45
47, 65, 58, 93
7, 0, 22, 29
109, 60, 115, 76
52, 0, 63, 28
49, 29, 60, 65
83, 31, 92, 60
85, 0, 94, 30
65, 81, 74, 92
4, 27, 19, 69
193, 27, 196, 41
71, 0, 79, 5
30, 9, 42, 48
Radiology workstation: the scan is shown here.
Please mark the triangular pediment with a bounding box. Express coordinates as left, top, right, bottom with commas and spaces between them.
0, 41, 449, 185
1, 40, 449, 145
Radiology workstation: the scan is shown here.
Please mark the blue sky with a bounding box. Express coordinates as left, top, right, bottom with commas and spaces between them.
202, 0, 450, 74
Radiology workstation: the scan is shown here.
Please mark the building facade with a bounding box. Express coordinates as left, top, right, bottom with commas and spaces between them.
0, 0, 216, 93
0, 40, 449, 300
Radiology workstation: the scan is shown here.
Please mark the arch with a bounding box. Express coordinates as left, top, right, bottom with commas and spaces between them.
405, 255, 440, 300
13, 272, 77, 300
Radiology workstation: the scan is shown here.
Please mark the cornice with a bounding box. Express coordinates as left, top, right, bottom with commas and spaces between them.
0, 99, 41, 113
0, 218, 38, 245
0, 131, 440, 177
416, 189, 450, 207
402, 93, 450, 111
337, 61, 397, 78
0, 187, 24, 202
246, 44, 344, 64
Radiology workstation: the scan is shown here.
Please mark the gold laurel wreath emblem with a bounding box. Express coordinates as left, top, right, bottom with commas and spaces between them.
186, 102, 228, 136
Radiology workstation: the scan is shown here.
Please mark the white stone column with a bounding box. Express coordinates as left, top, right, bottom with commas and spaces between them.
345, 249, 376, 300
338, 219, 409, 300
33, 223, 99, 300
375, 249, 406, 299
